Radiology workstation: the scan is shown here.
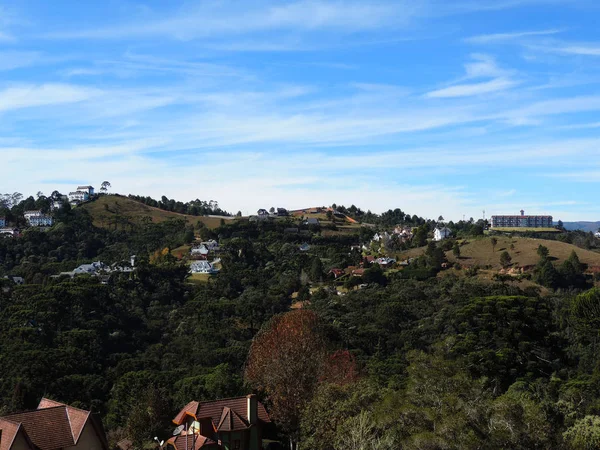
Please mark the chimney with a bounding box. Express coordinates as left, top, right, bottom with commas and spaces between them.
247, 394, 257, 425
520, 209, 525, 216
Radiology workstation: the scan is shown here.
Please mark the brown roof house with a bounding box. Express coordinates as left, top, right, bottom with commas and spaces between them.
167, 395, 270, 450
0, 398, 108, 450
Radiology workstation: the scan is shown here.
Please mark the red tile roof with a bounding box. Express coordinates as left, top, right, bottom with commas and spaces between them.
216, 407, 249, 432
38, 398, 90, 442
0, 418, 22, 450
1, 398, 107, 450
167, 434, 218, 450
173, 396, 270, 429
173, 401, 200, 426
5, 406, 75, 449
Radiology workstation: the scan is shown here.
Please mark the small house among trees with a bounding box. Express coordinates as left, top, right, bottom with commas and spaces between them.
434, 227, 452, 241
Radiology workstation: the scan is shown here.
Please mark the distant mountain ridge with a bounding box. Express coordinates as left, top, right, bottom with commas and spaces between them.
561, 221, 600, 232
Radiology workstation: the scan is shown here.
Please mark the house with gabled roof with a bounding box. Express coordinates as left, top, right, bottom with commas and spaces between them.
0, 398, 108, 450
434, 227, 452, 241
168, 395, 270, 450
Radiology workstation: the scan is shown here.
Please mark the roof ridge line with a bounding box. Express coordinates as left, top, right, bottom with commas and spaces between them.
64, 406, 76, 444
197, 394, 252, 404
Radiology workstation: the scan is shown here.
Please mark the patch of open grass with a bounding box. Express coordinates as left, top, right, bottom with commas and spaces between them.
82, 195, 233, 229
187, 273, 211, 284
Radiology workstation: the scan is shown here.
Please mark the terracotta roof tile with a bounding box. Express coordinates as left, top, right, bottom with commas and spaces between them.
37, 398, 90, 442
216, 407, 249, 432
5, 406, 75, 450
0, 418, 22, 450
173, 401, 200, 425
167, 434, 218, 450
173, 396, 269, 428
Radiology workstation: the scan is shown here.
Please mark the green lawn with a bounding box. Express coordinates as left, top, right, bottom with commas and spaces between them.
187, 273, 211, 284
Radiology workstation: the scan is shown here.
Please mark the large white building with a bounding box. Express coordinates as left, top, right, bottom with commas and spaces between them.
68, 185, 95, 204
190, 260, 219, 274
23, 210, 54, 227
491, 210, 553, 228
77, 185, 95, 196
68, 191, 88, 203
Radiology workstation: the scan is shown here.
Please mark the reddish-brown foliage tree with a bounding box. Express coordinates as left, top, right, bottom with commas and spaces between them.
245, 310, 327, 448
320, 349, 359, 386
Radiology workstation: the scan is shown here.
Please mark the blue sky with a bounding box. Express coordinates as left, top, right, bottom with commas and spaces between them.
1, 0, 600, 220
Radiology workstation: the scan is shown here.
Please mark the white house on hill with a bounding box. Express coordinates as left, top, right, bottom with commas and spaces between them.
0, 228, 18, 237
77, 185, 95, 195
69, 191, 88, 203
68, 185, 95, 204
190, 261, 219, 274
23, 211, 54, 227
434, 227, 452, 241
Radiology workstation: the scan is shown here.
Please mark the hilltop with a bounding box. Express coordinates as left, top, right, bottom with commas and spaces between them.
81, 195, 234, 229
398, 235, 600, 271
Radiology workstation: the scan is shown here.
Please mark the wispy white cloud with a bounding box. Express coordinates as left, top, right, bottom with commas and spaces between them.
556, 44, 600, 56
464, 28, 563, 44
0, 83, 99, 112
425, 54, 518, 98
43, 1, 422, 41
463, 53, 508, 78
427, 78, 517, 98
558, 121, 600, 130
503, 95, 600, 123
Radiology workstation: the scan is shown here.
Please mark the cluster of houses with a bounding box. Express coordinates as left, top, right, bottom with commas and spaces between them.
329, 255, 399, 280
190, 239, 220, 259
249, 208, 289, 221
0, 185, 96, 237
0, 394, 272, 450
52, 256, 136, 281
0, 215, 18, 237
117, 394, 271, 450
189, 240, 221, 274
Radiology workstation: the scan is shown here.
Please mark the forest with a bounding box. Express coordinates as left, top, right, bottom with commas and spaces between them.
1, 196, 600, 449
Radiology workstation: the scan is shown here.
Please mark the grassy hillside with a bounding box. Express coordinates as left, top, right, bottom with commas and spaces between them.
81, 195, 232, 229
399, 236, 600, 270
